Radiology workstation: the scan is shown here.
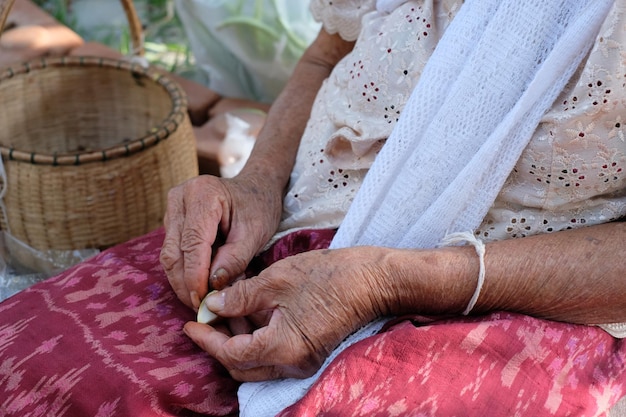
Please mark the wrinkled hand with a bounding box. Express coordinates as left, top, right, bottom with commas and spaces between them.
160, 174, 282, 309
183, 247, 389, 381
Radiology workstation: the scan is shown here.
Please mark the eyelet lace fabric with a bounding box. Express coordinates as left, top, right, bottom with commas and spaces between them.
278, 0, 464, 240
278, 0, 626, 246
309, 0, 377, 41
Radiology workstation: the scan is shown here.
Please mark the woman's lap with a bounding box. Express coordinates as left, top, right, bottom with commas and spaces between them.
1, 228, 624, 416
279, 313, 626, 416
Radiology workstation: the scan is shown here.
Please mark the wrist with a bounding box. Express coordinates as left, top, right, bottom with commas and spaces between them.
376, 246, 481, 317
237, 161, 289, 197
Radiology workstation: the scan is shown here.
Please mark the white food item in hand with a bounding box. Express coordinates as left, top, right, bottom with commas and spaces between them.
197, 290, 220, 324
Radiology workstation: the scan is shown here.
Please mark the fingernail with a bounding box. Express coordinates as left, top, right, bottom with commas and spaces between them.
210, 268, 229, 289
190, 291, 201, 310
205, 291, 225, 312
211, 268, 228, 279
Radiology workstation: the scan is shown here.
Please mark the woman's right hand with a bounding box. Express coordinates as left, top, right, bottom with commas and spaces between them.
161, 28, 355, 310
160, 173, 283, 309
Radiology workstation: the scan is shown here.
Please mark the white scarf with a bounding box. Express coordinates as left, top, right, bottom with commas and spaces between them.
239, 0, 614, 415
331, 0, 614, 250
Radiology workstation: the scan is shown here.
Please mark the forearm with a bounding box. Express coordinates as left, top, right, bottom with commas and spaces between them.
238, 29, 355, 194
377, 222, 626, 325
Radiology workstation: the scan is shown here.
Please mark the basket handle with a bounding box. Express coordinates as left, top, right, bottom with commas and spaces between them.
0, 0, 145, 56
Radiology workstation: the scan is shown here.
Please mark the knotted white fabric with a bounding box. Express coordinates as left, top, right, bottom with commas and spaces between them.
239, 0, 614, 415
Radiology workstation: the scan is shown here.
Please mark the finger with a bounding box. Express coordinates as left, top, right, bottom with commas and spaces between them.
160, 186, 190, 306
228, 364, 307, 382
184, 321, 231, 356
184, 322, 281, 381
184, 320, 268, 367
248, 309, 273, 328
226, 316, 255, 336
209, 268, 244, 291
209, 207, 268, 289
185, 314, 318, 381
206, 278, 277, 319
179, 188, 220, 303
184, 321, 269, 372
212, 322, 233, 337
209, 241, 257, 290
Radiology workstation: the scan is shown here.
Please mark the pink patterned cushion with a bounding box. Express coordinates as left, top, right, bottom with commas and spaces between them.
0, 228, 239, 416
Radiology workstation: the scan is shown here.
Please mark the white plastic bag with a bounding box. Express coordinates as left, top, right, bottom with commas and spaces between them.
218, 112, 259, 178
174, 0, 320, 102
0, 231, 99, 302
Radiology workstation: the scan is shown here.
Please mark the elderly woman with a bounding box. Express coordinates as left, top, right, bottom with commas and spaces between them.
0, 0, 624, 416
160, 0, 626, 414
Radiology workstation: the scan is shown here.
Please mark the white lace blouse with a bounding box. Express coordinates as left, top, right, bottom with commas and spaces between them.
277, 0, 626, 240
273, 0, 626, 333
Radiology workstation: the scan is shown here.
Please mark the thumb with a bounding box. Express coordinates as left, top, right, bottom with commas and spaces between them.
209, 239, 257, 289
204, 278, 275, 318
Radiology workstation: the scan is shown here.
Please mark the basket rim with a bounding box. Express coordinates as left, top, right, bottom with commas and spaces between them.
0, 56, 189, 166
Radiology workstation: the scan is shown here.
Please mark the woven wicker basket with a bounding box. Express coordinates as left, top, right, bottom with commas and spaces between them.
0, 0, 198, 252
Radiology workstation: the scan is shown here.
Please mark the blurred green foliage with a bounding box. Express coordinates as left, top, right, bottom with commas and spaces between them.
32, 0, 195, 75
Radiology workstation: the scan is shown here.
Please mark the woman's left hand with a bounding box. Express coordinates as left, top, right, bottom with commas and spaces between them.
183, 247, 390, 381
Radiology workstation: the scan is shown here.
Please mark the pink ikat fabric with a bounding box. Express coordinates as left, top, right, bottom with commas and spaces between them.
0, 228, 625, 416
278, 314, 626, 416
0, 228, 239, 417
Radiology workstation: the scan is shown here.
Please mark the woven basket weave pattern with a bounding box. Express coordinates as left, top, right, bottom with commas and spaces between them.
0, 0, 198, 251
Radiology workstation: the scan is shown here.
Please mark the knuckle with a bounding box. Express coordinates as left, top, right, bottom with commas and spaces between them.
223, 251, 251, 273
179, 228, 207, 253
227, 349, 250, 366
229, 280, 252, 308
166, 184, 183, 205
282, 345, 309, 369
159, 246, 178, 271
228, 369, 249, 382
282, 345, 322, 378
